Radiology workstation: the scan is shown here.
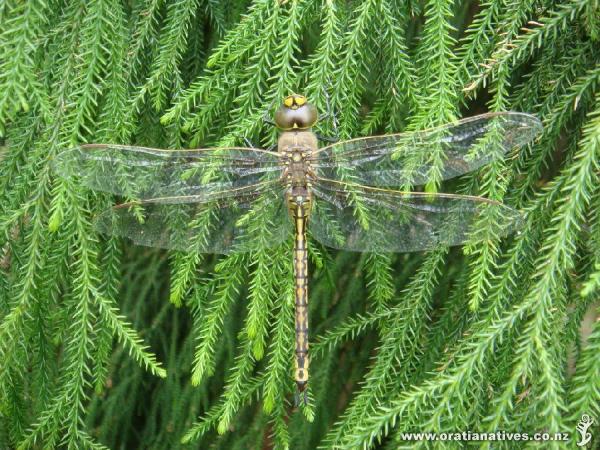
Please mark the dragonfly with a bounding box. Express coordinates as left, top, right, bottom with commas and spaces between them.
54, 94, 542, 402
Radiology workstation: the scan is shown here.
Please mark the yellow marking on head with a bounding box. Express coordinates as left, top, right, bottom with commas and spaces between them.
275, 94, 317, 129
284, 94, 307, 109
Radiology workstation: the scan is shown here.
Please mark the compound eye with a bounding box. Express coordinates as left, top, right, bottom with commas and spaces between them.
284, 96, 294, 108
295, 96, 306, 106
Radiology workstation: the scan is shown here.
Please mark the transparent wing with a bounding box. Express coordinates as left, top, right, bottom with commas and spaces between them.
310, 112, 542, 187
309, 178, 522, 253
53, 144, 285, 198
95, 181, 291, 254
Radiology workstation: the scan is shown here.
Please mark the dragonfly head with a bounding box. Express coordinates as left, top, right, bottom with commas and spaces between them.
274, 94, 318, 130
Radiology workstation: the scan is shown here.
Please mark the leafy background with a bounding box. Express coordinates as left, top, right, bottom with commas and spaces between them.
1, 0, 599, 449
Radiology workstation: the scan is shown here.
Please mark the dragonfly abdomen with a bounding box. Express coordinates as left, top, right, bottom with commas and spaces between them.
292, 196, 310, 396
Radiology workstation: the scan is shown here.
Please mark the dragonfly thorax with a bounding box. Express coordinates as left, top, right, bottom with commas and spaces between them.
279, 130, 317, 189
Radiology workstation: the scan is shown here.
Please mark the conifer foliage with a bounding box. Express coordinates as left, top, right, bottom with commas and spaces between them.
1, 0, 599, 448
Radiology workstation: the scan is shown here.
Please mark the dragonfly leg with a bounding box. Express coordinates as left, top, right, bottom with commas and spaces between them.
323, 83, 339, 136
316, 133, 339, 144
262, 96, 278, 127
243, 136, 258, 148
315, 88, 340, 142
232, 133, 260, 149
233, 133, 276, 151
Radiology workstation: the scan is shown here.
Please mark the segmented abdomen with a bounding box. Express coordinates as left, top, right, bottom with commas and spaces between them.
293, 199, 309, 392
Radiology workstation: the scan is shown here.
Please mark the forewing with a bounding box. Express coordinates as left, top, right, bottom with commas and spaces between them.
309, 179, 522, 253
53, 144, 285, 198
311, 112, 542, 187
95, 181, 291, 254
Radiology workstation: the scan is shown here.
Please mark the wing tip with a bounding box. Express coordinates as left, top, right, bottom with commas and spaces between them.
500, 111, 544, 137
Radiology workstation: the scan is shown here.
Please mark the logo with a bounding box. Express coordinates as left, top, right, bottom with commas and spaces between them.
576, 414, 594, 447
